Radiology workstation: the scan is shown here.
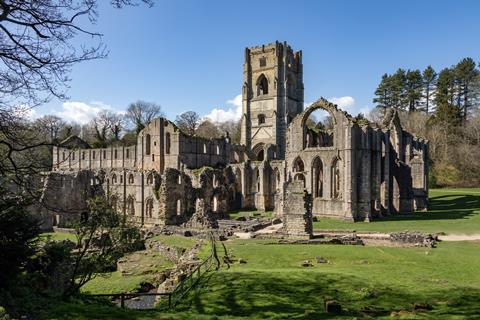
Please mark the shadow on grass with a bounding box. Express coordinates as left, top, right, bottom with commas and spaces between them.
176, 271, 480, 319
370, 193, 480, 223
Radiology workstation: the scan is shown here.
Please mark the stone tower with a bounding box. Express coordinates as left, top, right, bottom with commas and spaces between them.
240, 41, 304, 160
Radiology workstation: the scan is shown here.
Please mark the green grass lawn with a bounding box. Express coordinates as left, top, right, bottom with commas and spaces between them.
313, 188, 480, 234
38, 188, 480, 319
172, 239, 480, 319
41, 239, 480, 319
147, 234, 197, 250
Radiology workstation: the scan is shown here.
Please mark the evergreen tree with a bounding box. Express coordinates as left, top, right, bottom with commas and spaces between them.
373, 73, 392, 112
422, 66, 437, 115
434, 68, 462, 126
454, 58, 479, 123
405, 69, 423, 112
391, 69, 407, 109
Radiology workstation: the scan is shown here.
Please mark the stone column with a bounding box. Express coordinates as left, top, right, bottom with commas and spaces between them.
282, 181, 313, 239
343, 124, 354, 220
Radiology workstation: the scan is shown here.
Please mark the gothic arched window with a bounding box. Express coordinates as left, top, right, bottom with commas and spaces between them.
145, 134, 151, 155
257, 74, 268, 96
146, 198, 153, 218
146, 173, 153, 185
312, 157, 323, 198
165, 133, 171, 154
331, 158, 341, 199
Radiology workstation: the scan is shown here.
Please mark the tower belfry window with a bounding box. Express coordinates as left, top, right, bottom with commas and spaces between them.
257, 74, 268, 96
259, 57, 266, 67
258, 114, 266, 125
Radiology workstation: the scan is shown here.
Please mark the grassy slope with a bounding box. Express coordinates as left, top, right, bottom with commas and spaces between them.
80, 235, 197, 295
39, 188, 480, 319
313, 188, 480, 234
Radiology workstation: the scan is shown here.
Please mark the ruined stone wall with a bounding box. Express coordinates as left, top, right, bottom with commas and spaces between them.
40, 170, 99, 227
53, 145, 137, 171
285, 98, 354, 220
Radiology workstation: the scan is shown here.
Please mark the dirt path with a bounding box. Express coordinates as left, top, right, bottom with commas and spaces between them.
438, 234, 480, 241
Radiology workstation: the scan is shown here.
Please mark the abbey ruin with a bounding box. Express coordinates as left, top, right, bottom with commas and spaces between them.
40, 42, 429, 229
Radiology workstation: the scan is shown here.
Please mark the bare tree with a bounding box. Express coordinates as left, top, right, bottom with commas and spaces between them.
34, 115, 66, 143
0, 0, 153, 184
196, 119, 221, 139
175, 111, 200, 136
88, 110, 123, 147
125, 100, 164, 134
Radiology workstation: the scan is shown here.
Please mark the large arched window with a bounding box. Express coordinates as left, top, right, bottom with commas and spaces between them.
252, 143, 264, 161
293, 157, 305, 172
312, 157, 323, 198
127, 196, 135, 216
146, 173, 153, 185
256, 74, 268, 96
145, 198, 154, 218
331, 158, 342, 199
145, 134, 151, 155
165, 133, 171, 154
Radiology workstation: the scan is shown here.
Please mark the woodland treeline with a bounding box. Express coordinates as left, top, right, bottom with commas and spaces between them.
371, 58, 480, 187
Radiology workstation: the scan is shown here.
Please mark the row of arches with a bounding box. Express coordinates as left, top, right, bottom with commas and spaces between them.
292, 156, 342, 199
108, 172, 160, 185
110, 195, 161, 219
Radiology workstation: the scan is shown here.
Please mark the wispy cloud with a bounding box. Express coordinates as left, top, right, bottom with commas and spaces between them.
304, 96, 372, 118
328, 96, 372, 116
56, 101, 123, 125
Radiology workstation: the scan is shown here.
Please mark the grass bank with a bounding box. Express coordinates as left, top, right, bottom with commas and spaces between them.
313, 188, 480, 234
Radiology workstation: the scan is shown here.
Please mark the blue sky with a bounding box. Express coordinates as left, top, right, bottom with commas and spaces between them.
36, 0, 480, 124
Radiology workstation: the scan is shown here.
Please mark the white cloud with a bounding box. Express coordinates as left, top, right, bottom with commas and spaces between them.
204, 94, 242, 123
328, 96, 355, 110
328, 96, 372, 116
55, 101, 123, 125
304, 96, 356, 111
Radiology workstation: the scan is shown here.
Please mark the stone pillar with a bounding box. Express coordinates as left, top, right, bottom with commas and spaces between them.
282, 181, 313, 239
343, 124, 354, 220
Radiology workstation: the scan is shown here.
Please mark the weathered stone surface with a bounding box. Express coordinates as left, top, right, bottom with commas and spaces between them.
316, 256, 328, 264
281, 181, 313, 239
301, 260, 313, 267
390, 231, 437, 247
